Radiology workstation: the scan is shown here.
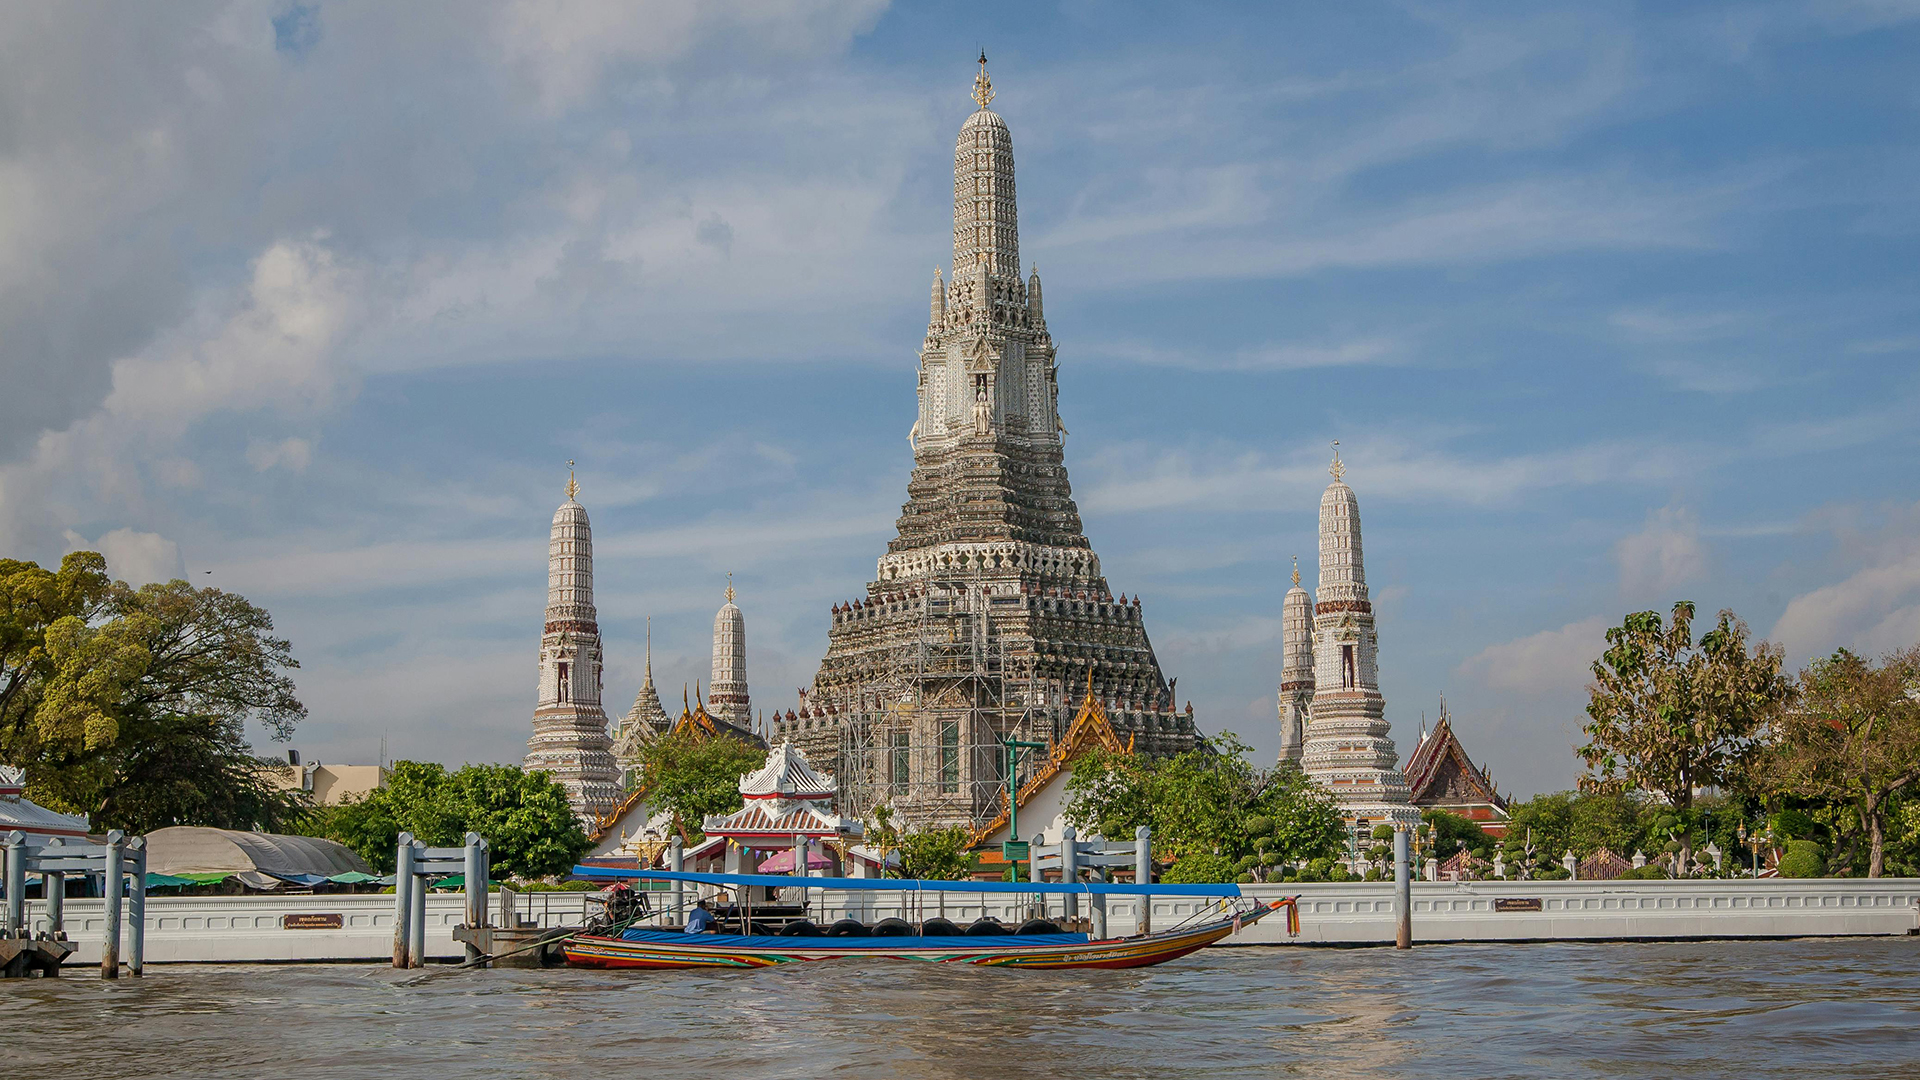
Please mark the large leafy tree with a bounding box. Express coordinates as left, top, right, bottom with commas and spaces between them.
1766, 647, 1920, 878
1063, 734, 1342, 878
0, 552, 111, 758
630, 729, 765, 840
863, 804, 974, 880
317, 761, 590, 878
5, 560, 308, 834
1580, 602, 1790, 872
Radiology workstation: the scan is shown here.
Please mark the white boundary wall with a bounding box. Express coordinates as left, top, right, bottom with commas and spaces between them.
20, 879, 1920, 964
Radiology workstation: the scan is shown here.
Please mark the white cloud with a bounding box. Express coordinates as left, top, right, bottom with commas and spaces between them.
64, 527, 184, 586
1614, 505, 1708, 599
1771, 549, 1920, 663
1460, 616, 1608, 697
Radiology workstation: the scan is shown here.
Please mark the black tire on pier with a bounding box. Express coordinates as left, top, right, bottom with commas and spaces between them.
1015, 919, 1065, 935
778, 920, 823, 937
826, 919, 870, 937
965, 918, 1010, 936
871, 918, 914, 937
919, 918, 964, 937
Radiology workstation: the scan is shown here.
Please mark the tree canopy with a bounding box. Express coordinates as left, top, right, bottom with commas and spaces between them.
314, 761, 589, 878
1580, 601, 1789, 870
864, 804, 974, 880
1063, 736, 1343, 882
1764, 646, 1920, 877
2, 554, 308, 833
629, 729, 766, 840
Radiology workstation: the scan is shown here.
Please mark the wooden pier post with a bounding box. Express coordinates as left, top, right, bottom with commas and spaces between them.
1394, 826, 1412, 949
101, 830, 124, 978
392, 831, 414, 968
126, 837, 147, 977
2, 831, 23, 938
407, 839, 426, 969
1135, 826, 1152, 937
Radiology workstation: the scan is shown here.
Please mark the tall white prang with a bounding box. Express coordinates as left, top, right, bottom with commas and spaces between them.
1298, 447, 1418, 827
709, 577, 751, 730
1276, 556, 1312, 767
525, 468, 619, 822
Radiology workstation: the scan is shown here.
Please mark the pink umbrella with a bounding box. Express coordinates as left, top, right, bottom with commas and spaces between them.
756, 848, 834, 873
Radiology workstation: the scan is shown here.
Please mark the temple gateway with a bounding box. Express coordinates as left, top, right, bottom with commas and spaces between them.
773, 58, 1196, 830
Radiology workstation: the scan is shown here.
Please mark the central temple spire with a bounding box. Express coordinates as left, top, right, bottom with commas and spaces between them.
779, 58, 1193, 830
953, 59, 1018, 278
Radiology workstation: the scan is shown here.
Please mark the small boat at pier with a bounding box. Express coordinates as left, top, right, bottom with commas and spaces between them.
561, 868, 1296, 971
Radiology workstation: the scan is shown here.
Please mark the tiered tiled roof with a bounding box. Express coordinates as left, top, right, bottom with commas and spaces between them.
1404, 708, 1508, 833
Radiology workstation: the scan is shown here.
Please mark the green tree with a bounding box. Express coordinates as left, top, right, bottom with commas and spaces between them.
1766, 646, 1920, 877
1580, 602, 1790, 872
1421, 809, 1492, 860
317, 761, 589, 877
1567, 790, 1652, 860
8, 565, 308, 834
631, 729, 765, 840
865, 804, 973, 880
1063, 733, 1342, 872
1, 552, 111, 751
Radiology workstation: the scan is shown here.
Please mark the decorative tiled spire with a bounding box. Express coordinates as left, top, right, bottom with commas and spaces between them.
526, 469, 618, 821
1300, 451, 1416, 826
1277, 553, 1313, 766
710, 576, 751, 730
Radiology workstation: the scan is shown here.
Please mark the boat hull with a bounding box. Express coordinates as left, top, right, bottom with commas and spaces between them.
564, 906, 1277, 971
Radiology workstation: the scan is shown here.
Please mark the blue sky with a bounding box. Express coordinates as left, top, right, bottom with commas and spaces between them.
3, 1, 1917, 798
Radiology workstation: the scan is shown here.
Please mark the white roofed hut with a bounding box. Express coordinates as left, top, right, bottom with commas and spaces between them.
687, 741, 863, 880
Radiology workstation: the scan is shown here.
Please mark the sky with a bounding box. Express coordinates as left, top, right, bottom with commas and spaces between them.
3, 1, 1918, 800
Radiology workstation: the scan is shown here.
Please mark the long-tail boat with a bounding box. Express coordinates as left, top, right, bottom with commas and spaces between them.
561, 867, 1298, 971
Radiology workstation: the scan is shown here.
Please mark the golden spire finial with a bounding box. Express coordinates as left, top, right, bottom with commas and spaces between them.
1292, 555, 1300, 587
1329, 440, 1345, 483
565, 459, 579, 500
972, 51, 994, 109
725, 572, 735, 605
644, 616, 653, 681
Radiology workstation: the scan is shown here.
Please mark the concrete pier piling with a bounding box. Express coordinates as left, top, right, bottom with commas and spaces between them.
392, 831, 415, 968
1135, 826, 1153, 937
1394, 826, 1412, 949
101, 830, 123, 978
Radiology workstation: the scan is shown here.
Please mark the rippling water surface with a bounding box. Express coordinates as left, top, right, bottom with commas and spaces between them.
22, 939, 1920, 1079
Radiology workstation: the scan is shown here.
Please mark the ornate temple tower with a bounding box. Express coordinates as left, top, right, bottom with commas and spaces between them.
611, 618, 671, 788
1300, 447, 1417, 827
709, 578, 751, 730
1276, 556, 1312, 767
776, 57, 1194, 829
525, 468, 619, 821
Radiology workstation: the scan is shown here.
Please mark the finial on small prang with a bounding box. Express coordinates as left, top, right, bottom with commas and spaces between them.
1291, 555, 1300, 587
725, 572, 735, 605
565, 459, 579, 501
1329, 440, 1345, 483
973, 53, 995, 109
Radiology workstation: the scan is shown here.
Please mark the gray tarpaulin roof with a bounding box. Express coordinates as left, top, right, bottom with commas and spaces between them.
143, 826, 373, 888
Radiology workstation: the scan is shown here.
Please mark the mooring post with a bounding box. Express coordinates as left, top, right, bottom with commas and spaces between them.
792, 833, 808, 914
2, 830, 24, 937
407, 839, 427, 969
126, 836, 147, 977
1394, 826, 1412, 950
668, 834, 684, 928
462, 832, 485, 964
392, 831, 415, 968
1089, 864, 1108, 940
1135, 825, 1152, 936
1061, 826, 1079, 923
101, 829, 124, 978
45, 837, 66, 937
1028, 833, 1044, 920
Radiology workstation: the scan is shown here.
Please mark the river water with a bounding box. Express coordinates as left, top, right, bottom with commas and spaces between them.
20, 939, 1920, 1079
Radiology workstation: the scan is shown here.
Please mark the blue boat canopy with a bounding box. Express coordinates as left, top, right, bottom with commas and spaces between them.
570, 866, 1242, 898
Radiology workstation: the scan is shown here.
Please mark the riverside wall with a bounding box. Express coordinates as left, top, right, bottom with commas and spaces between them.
21, 878, 1920, 965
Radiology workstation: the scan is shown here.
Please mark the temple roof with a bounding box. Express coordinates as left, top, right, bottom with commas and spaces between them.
1404, 709, 1506, 814
741, 740, 837, 800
